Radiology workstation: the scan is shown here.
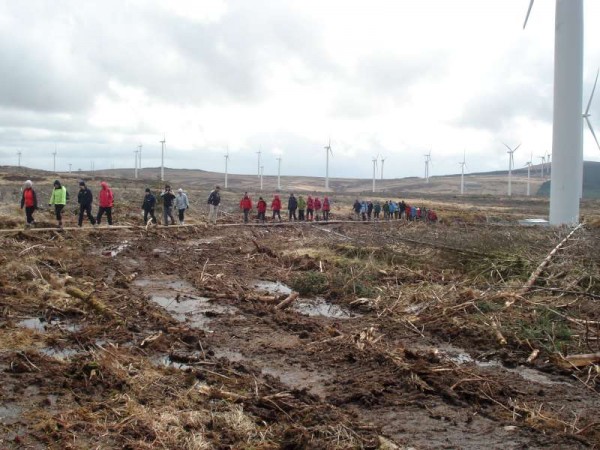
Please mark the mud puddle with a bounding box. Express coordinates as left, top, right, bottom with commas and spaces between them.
252, 280, 292, 295
38, 347, 80, 361
261, 365, 330, 397
101, 240, 130, 257
293, 297, 357, 318
0, 404, 22, 425
134, 277, 238, 330
17, 317, 81, 333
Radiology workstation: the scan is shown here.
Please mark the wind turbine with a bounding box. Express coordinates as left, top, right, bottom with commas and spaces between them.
138, 144, 143, 173
52, 145, 57, 173
526, 154, 533, 196
538, 155, 546, 178
159, 135, 166, 181
524, 0, 583, 224
224, 147, 229, 189
371, 156, 378, 193
256, 149, 262, 178
582, 69, 600, 197
424, 152, 431, 182
504, 143, 520, 197
324, 138, 333, 191
380, 156, 385, 180
134, 149, 139, 179
276, 156, 282, 190
459, 150, 467, 195
17, 150, 21, 167
68, 163, 72, 174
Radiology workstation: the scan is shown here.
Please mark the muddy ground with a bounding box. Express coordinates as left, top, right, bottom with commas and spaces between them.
1, 201, 600, 448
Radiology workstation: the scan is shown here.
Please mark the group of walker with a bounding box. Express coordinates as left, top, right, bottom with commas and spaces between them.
238, 192, 331, 223
20, 180, 191, 228
21, 179, 115, 229
352, 199, 438, 223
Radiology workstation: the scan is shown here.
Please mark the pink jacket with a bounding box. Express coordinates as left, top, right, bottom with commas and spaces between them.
99, 181, 114, 208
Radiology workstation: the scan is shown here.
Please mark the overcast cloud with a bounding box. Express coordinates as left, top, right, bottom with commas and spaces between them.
1, 0, 599, 180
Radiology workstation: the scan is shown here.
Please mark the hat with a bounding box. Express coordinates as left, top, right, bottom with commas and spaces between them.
79, 181, 86, 187
215, 185, 221, 190
178, 188, 183, 193
145, 188, 150, 192
53, 180, 60, 186
24, 180, 32, 187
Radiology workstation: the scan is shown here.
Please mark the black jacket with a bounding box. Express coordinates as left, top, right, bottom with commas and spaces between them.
142, 193, 156, 211
207, 190, 221, 206
288, 196, 297, 210
161, 191, 176, 207
78, 188, 93, 206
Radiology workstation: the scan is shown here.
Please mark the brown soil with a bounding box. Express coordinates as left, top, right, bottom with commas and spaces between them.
1, 187, 599, 448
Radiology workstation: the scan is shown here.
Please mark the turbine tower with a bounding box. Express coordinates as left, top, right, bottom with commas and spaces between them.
524, 0, 584, 224
138, 144, 143, 173
276, 156, 282, 190
538, 155, 546, 178
380, 156, 385, 181
324, 138, 333, 191
52, 145, 57, 173
159, 135, 166, 182
371, 156, 378, 193
504, 143, 520, 197
424, 151, 431, 183
256, 149, 262, 178
17, 150, 21, 167
68, 163, 72, 174
134, 149, 139, 179
260, 165, 264, 190
459, 150, 467, 195
526, 154, 533, 196
224, 147, 229, 189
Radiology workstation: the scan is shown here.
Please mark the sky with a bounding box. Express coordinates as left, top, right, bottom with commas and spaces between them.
1, 0, 600, 180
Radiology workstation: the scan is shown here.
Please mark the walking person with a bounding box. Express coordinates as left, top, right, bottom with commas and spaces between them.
374, 202, 381, 220
20, 180, 37, 227
49, 180, 68, 228
383, 201, 389, 220
360, 201, 367, 221
207, 185, 221, 224
297, 195, 306, 221
353, 199, 361, 220
367, 201, 373, 221
271, 194, 282, 222
257, 197, 267, 223
322, 196, 331, 221
288, 193, 298, 221
77, 181, 96, 227
142, 188, 157, 224
175, 188, 189, 225
306, 195, 314, 221
160, 185, 176, 226
314, 197, 322, 221
239, 192, 252, 223
96, 181, 114, 226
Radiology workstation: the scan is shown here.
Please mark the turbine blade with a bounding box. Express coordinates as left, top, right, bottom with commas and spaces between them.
502, 142, 512, 152
585, 117, 600, 151
523, 0, 534, 29
584, 69, 599, 115
514, 143, 521, 152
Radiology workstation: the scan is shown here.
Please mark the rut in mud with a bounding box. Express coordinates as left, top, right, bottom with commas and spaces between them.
1, 220, 599, 449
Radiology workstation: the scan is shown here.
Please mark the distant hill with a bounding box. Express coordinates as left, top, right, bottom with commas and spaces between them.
537, 161, 600, 198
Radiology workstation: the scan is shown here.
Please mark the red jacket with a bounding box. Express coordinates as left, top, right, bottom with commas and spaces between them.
240, 196, 252, 209
257, 199, 267, 213
271, 196, 281, 211
98, 182, 114, 208
322, 197, 330, 211
22, 188, 37, 208
314, 198, 322, 210
307, 196, 314, 210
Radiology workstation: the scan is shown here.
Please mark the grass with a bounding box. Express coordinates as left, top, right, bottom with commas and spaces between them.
515, 308, 572, 353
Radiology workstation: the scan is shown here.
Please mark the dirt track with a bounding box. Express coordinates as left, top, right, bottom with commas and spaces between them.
1, 219, 599, 449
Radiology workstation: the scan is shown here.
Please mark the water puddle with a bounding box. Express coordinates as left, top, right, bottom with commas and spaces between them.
39, 347, 80, 361
187, 237, 223, 246
261, 365, 330, 397
0, 404, 22, 424
212, 348, 245, 362
293, 297, 357, 319
133, 278, 238, 330
153, 355, 193, 371
17, 317, 81, 333
476, 361, 568, 386
252, 280, 292, 296
102, 240, 130, 257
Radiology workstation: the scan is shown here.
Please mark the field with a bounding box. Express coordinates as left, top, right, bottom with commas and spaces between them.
1, 166, 600, 449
